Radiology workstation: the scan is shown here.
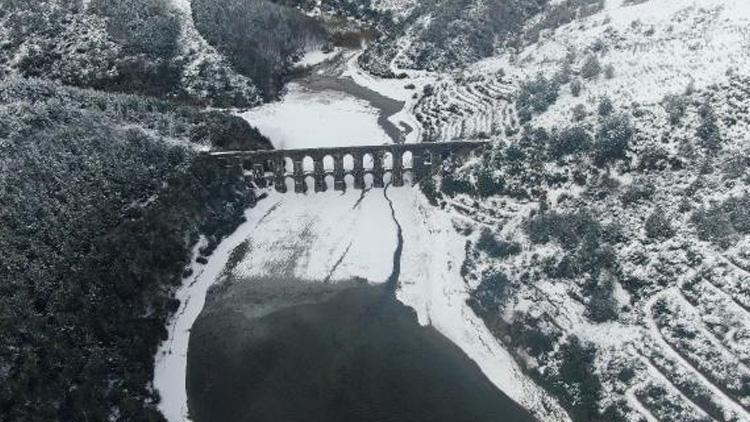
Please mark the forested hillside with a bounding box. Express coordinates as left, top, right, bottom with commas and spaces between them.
0, 77, 271, 420
191, 0, 327, 98
0, 1, 277, 419
0, 0, 264, 107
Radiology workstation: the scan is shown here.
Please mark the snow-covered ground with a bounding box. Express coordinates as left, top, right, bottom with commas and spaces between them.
239, 82, 391, 149
230, 189, 397, 283
342, 53, 436, 144
294, 47, 342, 69
413, 0, 750, 142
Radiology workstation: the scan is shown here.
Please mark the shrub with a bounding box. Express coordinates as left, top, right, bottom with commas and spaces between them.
441, 173, 474, 197
580, 55, 601, 79
547, 336, 611, 421
661, 94, 687, 125
555, 60, 573, 84
572, 104, 587, 121
475, 167, 503, 197
597, 96, 614, 117
419, 175, 440, 205
527, 210, 601, 250
476, 228, 522, 258
645, 207, 675, 239
517, 73, 560, 122
471, 270, 512, 312
548, 125, 593, 159
603, 64, 615, 79
570, 78, 583, 97
692, 194, 750, 247
586, 272, 619, 322
723, 154, 749, 180
638, 144, 671, 171
594, 113, 634, 165
621, 180, 655, 205
696, 101, 722, 150
507, 314, 559, 357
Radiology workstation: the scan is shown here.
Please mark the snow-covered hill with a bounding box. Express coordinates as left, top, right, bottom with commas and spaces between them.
390, 1, 750, 420
407, 0, 750, 142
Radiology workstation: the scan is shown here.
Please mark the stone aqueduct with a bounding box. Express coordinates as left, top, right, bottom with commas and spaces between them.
211, 141, 488, 193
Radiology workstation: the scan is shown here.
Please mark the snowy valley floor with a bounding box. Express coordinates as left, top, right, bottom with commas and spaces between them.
153, 184, 564, 421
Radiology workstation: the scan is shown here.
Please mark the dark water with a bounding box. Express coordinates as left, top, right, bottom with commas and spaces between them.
187, 282, 534, 422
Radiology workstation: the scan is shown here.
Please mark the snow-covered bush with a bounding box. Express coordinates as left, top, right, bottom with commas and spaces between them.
594, 113, 634, 165
548, 124, 593, 159
580, 54, 602, 80
597, 96, 614, 117
517, 73, 561, 122
645, 207, 675, 239
470, 270, 513, 312
621, 179, 655, 205
661, 94, 687, 125
696, 101, 722, 150
692, 194, 750, 247
476, 228, 521, 258
570, 78, 583, 97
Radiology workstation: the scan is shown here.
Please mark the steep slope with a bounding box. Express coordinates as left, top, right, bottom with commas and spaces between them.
0, 77, 271, 421
402, 1, 750, 420
0, 0, 263, 106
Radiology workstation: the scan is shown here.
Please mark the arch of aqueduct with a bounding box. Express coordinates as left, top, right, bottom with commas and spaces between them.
211, 141, 488, 193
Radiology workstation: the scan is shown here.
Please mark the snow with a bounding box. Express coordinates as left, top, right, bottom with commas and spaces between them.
294, 48, 341, 69
230, 188, 397, 283
239, 82, 392, 149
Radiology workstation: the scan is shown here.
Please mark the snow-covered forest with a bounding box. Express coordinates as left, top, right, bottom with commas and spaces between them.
2, 0, 750, 421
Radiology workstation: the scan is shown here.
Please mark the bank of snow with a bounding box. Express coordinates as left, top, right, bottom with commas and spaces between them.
230, 188, 397, 282
239, 82, 391, 149
343, 53, 436, 144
